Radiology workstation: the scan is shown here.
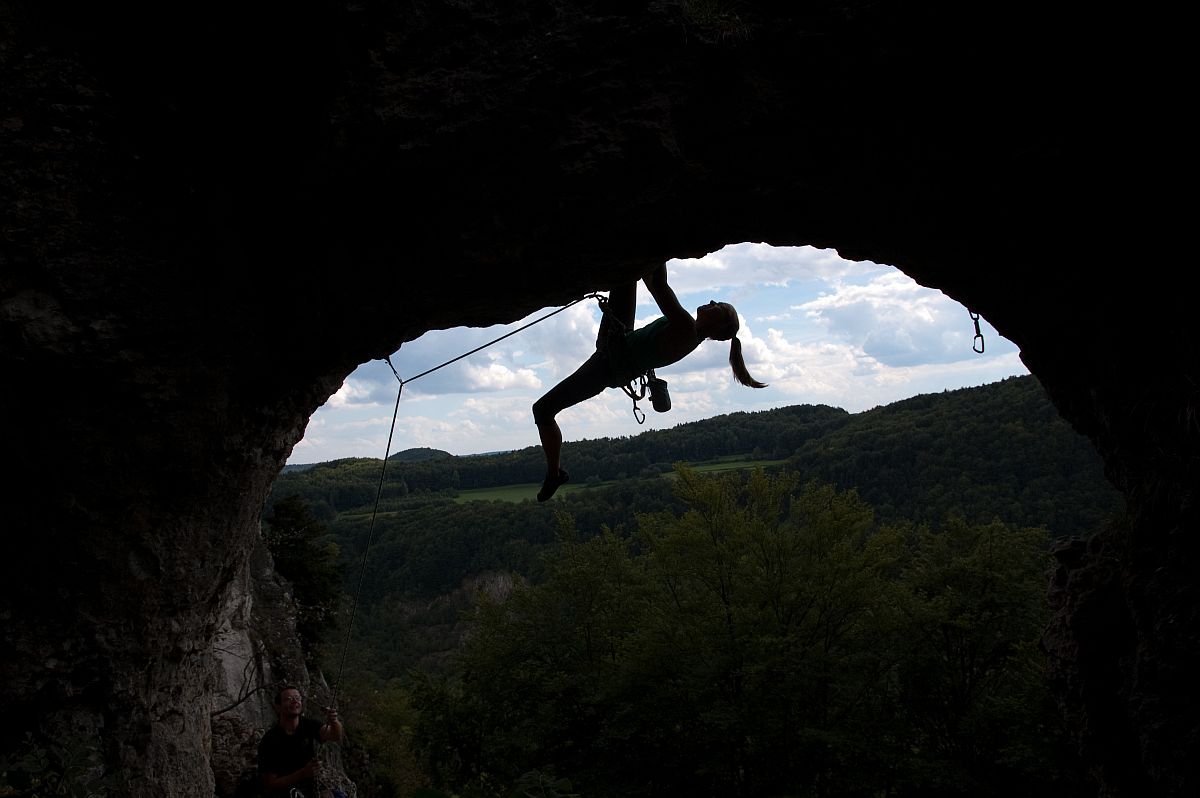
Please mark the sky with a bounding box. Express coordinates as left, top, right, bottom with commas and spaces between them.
287, 243, 1028, 464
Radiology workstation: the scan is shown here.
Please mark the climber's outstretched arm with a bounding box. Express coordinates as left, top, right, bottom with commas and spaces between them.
642, 263, 693, 327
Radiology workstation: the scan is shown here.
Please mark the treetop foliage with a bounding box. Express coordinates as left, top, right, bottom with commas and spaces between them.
277, 377, 1113, 796
408, 469, 1081, 798
261, 495, 345, 659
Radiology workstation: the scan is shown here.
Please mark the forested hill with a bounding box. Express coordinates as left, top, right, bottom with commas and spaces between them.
388, 447, 453, 462
271, 376, 1119, 537
266, 374, 1122, 681
787, 375, 1119, 535
271, 403, 849, 516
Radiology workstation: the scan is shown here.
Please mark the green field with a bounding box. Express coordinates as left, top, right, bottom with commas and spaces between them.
453, 482, 544, 503
453, 480, 616, 503
688, 457, 787, 474
453, 458, 787, 503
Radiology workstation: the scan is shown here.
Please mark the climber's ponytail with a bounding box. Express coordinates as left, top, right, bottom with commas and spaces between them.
729, 336, 767, 388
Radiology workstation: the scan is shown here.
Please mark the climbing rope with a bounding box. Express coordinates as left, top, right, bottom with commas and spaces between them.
390, 294, 603, 387
314, 743, 352, 798
331, 293, 601, 704
330, 369, 404, 713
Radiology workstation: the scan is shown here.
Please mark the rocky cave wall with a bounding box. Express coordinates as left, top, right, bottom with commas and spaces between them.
1, 1, 1193, 796
208, 536, 351, 797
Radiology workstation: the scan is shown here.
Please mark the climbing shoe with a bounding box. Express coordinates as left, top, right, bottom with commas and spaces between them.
537, 468, 569, 502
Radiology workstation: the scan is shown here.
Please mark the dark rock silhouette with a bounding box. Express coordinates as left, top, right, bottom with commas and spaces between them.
1, 1, 1191, 795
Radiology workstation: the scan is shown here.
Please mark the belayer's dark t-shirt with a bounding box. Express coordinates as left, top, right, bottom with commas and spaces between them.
258, 716, 323, 798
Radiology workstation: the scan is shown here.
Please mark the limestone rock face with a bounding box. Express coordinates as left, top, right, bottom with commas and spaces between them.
0, 1, 1191, 796
206, 538, 353, 797
209, 541, 304, 797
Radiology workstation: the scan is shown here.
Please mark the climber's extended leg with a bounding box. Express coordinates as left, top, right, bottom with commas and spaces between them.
532, 352, 608, 501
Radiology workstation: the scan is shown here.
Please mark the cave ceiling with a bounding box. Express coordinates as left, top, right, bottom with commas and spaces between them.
1, 2, 1194, 796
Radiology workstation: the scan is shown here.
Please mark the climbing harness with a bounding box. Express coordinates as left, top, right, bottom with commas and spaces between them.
594, 293, 673, 424
968, 309, 986, 354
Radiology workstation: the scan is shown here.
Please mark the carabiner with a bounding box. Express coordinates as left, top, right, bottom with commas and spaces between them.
968, 310, 986, 354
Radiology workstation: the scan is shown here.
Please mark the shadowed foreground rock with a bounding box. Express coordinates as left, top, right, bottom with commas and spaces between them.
1, 1, 1192, 795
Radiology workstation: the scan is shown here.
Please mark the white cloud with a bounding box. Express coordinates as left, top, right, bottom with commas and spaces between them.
462, 362, 542, 391
796, 271, 1014, 367
665, 243, 887, 294
370, 302, 599, 399
458, 396, 538, 427
323, 377, 384, 408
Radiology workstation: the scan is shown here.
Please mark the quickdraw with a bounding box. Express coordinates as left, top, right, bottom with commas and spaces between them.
622, 373, 652, 424
968, 309, 986, 354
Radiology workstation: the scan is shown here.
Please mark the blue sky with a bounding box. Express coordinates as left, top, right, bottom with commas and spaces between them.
287, 243, 1027, 463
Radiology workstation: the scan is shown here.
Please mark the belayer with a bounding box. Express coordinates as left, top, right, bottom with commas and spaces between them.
532, 261, 767, 501
258, 685, 344, 798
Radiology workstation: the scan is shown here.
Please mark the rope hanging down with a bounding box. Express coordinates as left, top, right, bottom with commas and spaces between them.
332, 293, 600, 704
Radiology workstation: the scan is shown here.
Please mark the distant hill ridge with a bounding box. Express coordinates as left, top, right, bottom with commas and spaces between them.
270, 376, 1122, 541
389, 447, 454, 462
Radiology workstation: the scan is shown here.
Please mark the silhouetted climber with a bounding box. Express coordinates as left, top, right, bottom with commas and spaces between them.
532, 262, 766, 501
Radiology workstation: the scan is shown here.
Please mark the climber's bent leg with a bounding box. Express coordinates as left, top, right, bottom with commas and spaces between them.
609, 281, 636, 330
532, 352, 608, 500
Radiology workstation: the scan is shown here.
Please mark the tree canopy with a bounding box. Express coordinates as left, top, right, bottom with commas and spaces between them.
265, 377, 1112, 796
408, 470, 1081, 797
